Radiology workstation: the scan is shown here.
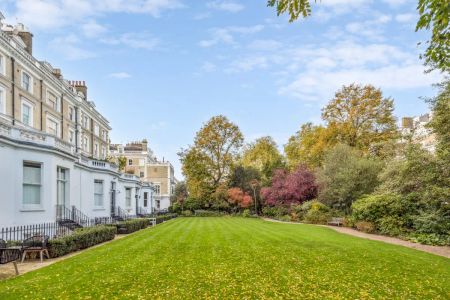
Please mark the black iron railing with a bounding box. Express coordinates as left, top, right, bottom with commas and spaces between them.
0, 222, 72, 241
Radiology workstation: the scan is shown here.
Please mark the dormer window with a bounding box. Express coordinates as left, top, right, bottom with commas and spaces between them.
21, 71, 33, 93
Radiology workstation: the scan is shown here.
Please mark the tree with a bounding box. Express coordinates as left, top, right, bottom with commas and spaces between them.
322, 84, 398, 154
179, 115, 244, 200
284, 123, 337, 169
227, 187, 253, 211
171, 181, 188, 210
228, 165, 261, 193
261, 165, 317, 206
268, 0, 449, 72
427, 79, 450, 164
242, 136, 285, 185
316, 144, 382, 212
117, 156, 127, 172
416, 0, 450, 72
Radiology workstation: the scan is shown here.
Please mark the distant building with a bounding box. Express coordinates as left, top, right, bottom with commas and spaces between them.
401, 113, 436, 153
110, 140, 176, 211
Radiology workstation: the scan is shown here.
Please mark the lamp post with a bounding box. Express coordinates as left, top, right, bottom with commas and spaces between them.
250, 179, 259, 215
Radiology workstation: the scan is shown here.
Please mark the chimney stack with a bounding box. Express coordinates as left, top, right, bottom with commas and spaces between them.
52, 68, 62, 79
401, 117, 413, 129
69, 80, 87, 100
15, 23, 33, 55
142, 139, 148, 150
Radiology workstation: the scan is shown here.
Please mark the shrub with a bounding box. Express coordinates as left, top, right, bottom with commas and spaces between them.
356, 221, 376, 233
181, 210, 193, 217
48, 225, 117, 258
277, 215, 291, 222
242, 209, 250, 218
377, 216, 407, 236
262, 206, 288, 218
298, 200, 332, 224
194, 210, 227, 217
114, 218, 149, 234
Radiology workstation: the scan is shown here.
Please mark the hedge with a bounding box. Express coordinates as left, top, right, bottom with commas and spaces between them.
155, 214, 178, 224
47, 225, 117, 258
113, 218, 149, 234
194, 210, 226, 217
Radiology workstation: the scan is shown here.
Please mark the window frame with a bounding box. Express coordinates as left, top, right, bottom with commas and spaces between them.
0, 53, 5, 76
94, 179, 104, 208
21, 70, 33, 94
21, 97, 34, 127
46, 115, 59, 137
125, 187, 132, 207
0, 85, 5, 114
22, 161, 42, 210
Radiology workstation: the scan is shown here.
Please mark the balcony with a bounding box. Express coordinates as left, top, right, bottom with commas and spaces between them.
0, 117, 76, 155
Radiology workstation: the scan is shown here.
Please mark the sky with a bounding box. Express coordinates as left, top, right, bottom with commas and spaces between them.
0, 0, 443, 179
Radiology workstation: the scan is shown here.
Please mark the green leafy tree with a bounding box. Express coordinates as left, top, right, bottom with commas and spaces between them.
242, 136, 285, 186
322, 84, 398, 154
268, 0, 449, 72
427, 79, 450, 164
171, 181, 188, 210
284, 123, 337, 169
416, 0, 450, 72
117, 156, 127, 172
317, 144, 382, 212
179, 115, 244, 201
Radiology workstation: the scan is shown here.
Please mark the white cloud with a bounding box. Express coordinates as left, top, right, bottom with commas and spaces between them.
82, 20, 107, 38
395, 13, 416, 23
248, 39, 282, 51
382, 0, 407, 6
225, 56, 269, 73
345, 14, 392, 40
108, 72, 132, 79
101, 33, 159, 50
193, 12, 211, 20
206, 1, 244, 13
49, 34, 95, 60
10, 0, 183, 30
199, 25, 264, 47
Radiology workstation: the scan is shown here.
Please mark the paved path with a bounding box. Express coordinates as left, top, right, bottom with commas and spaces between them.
263, 218, 450, 259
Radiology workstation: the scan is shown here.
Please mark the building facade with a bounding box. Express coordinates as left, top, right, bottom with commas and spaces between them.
0, 18, 155, 227
401, 113, 436, 153
110, 140, 176, 211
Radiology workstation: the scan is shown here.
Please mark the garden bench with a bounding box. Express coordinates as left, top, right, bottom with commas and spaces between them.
0, 239, 21, 275
327, 217, 344, 227
21, 235, 49, 263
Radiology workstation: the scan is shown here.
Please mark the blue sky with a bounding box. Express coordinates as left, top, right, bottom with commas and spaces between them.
1, 0, 443, 178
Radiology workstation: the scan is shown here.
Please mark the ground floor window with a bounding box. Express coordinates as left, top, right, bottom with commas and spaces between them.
156, 200, 160, 209
23, 162, 42, 208
57, 167, 69, 207
143, 192, 148, 207
94, 180, 104, 207
125, 188, 132, 207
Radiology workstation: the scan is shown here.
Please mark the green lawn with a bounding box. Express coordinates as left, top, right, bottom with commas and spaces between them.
1, 218, 449, 299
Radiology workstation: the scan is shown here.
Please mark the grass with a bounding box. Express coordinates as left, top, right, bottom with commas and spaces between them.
0, 217, 449, 299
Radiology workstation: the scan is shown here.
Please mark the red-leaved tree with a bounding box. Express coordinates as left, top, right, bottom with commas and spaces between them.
261, 165, 317, 206
227, 187, 253, 209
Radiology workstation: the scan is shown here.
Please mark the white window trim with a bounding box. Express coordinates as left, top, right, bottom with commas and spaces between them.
125, 187, 132, 207
68, 106, 75, 122
22, 161, 43, 211
0, 85, 6, 114
21, 97, 34, 127
21, 70, 33, 94
46, 115, 60, 137
46, 89, 61, 112
94, 179, 104, 208
0, 53, 5, 76
69, 128, 75, 145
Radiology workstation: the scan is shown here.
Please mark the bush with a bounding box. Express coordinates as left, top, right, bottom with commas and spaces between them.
194, 210, 227, 217
277, 215, 291, 222
155, 214, 178, 224
181, 210, 193, 217
48, 225, 117, 258
377, 216, 407, 236
242, 209, 250, 218
298, 200, 332, 224
262, 206, 288, 218
356, 221, 376, 233
114, 218, 149, 234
